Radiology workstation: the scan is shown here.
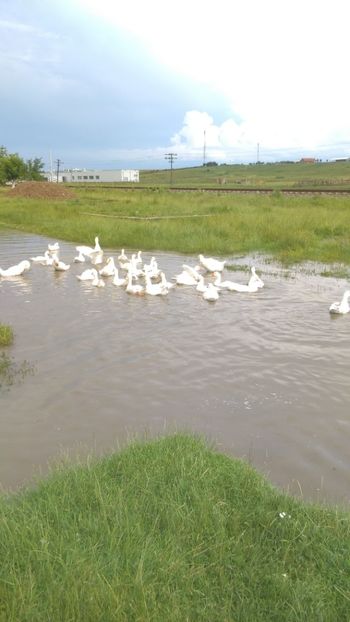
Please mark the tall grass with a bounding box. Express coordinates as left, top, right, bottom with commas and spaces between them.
0, 434, 349, 621
1, 188, 350, 264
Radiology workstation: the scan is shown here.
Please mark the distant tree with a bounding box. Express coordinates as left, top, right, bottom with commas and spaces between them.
1, 153, 26, 184
0, 147, 45, 184
25, 157, 45, 181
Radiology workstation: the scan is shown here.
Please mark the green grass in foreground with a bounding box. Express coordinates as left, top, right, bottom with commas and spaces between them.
0, 323, 13, 346
1, 434, 349, 621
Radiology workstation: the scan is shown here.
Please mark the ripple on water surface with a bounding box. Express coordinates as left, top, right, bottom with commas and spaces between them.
1, 230, 350, 504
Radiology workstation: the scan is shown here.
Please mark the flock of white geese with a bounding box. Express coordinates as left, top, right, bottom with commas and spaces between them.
1, 236, 349, 312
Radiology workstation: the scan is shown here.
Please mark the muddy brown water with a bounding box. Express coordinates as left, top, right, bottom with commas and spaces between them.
1, 231, 350, 505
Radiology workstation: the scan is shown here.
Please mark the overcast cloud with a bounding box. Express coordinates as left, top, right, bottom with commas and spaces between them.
1, 0, 349, 170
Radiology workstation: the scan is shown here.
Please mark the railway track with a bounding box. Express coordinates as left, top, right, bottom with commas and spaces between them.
67, 184, 350, 196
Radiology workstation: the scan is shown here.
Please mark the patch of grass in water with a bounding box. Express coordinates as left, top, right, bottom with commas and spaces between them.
226, 263, 251, 272
0, 324, 14, 346
0, 353, 35, 390
320, 267, 350, 279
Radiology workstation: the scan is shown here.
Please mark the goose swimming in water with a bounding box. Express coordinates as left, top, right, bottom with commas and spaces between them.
48, 242, 60, 252
118, 249, 128, 261
145, 272, 168, 296
196, 275, 207, 292
173, 270, 199, 286
134, 250, 143, 266
198, 254, 226, 273
248, 266, 264, 289
99, 256, 116, 277
91, 272, 105, 287
112, 269, 127, 287
74, 251, 86, 263
0, 260, 31, 277
160, 271, 175, 290
90, 250, 104, 266
202, 283, 220, 301
76, 236, 101, 258
213, 271, 259, 293
182, 264, 202, 281
31, 250, 51, 263
329, 290, 350, 314
76, 268, 97, 281
126, 270, 144, 295
53, 258, 70, 271
143, 257, 160, 279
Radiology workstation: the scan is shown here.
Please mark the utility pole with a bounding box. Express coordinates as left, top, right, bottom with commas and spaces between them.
55, 159, 62, 183
164, 153, 177, 184
257, 143, 260, 164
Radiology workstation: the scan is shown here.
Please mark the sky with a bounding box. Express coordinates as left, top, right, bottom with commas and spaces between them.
1, 0, 350, 170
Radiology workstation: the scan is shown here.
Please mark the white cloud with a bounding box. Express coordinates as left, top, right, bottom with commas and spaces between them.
78, 0, 350, 160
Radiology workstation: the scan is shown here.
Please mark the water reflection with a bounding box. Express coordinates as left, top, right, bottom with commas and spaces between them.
0, 229, 350, 505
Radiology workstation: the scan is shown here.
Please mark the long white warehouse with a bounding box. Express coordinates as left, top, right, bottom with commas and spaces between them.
46, 169, 139, 183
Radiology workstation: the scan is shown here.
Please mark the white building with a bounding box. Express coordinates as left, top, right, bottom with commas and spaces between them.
45, 169, 139, 183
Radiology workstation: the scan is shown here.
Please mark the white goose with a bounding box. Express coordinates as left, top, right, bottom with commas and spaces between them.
99, 256, 116, 277
249, 266, 264, 289
173, 270, 199, 286
145, 272, 168, 296
143, 257, 160, 279
76, 268, 97, 281
30, 250, 51, 263
160, 271, 175, 290
48, 242, 60, 252
196, 275, 207, 292
53, 258, 70, 271
202, 283, 220, 301
126, 270, 144, 295
134, 250, 143, 266
112, 269, 127, 287
0, 260, 31, 277
91, 272, 105, 288
118, 248, 128, 261
74, 251, 86, 263
76, 236, 101, 258
44, 252, 58, 266
198, 254, 226, 273
183, 264, 202, 281
213, 271, 259, 293
90, 250, 104, 266
329, 290, 350, 315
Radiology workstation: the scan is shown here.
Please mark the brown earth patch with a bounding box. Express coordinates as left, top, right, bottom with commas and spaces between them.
7, 182, 76, 200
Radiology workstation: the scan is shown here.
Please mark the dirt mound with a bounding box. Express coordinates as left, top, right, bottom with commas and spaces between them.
8, 181, 76, 200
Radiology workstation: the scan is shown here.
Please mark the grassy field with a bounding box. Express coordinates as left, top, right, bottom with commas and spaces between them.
1, 184, 350, 265
1, 434, 349, 621
138, 160, 350, 189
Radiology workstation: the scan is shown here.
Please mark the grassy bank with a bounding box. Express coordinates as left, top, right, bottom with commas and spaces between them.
1, 187, 350, 264
0, 434, 349, 621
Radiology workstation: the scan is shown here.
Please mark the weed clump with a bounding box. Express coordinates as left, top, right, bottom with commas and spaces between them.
0, 323, 13, 346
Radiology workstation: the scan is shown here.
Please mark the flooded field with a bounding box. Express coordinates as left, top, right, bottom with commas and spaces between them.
1, 230, 349, 505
